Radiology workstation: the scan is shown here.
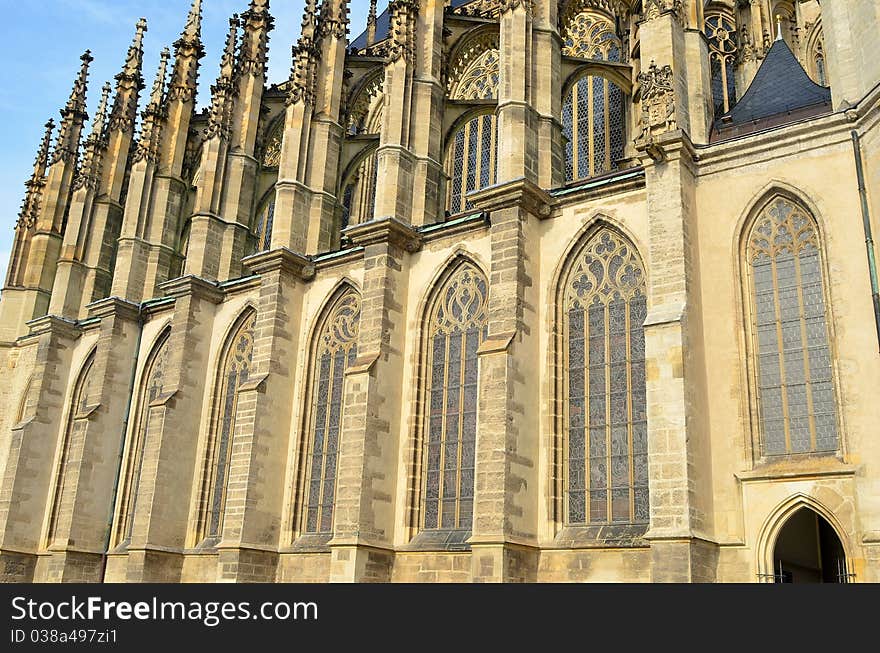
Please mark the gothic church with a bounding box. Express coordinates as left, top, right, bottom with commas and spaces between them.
0, 0, 879, 583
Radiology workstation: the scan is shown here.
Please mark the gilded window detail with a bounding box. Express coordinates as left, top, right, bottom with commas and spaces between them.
341, 148, 379, 230
445, 112, 498, 216
563, 74, 626, 181
561, 11, 622, 62
746, 197, 838, 457
563, 229, 648, 525
705, 13, 738, 117
422, 263, 489, 533
302, 291, 361, 535
114, 332, 169, 547
202, 311, 256, 542
46, 352, 96, 547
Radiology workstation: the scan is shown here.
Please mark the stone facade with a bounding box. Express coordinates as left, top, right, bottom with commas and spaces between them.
1, 0, 879, 583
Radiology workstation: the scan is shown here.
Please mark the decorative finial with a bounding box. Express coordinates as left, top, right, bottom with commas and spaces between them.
36, 119, 55, 171
220, 15, 239, 80
776, 14, 783, 41
149, 48, 171, 109
91, 82, 111, 137
67, 50, 94, 115
301, 0, 319, 41
367, 0, 378, 46
184, 0, 203, 40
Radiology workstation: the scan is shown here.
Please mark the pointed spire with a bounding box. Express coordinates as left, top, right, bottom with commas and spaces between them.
168, 0, 206, 103
16, 120, 55, 229
73, 82, 111, 192
108, 20, 147, 135
133, 48, 170, 164
91, 82, 111, 138
301, 0, 319, 42
367, 0, 378, 46
183, 0, 203, 41
239, 0, 274, 77
52, 51, 93, 165
205, 17, 240, 140
34, 119, 55, 176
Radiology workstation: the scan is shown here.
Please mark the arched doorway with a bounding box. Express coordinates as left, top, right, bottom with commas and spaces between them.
772, 507, 850, 583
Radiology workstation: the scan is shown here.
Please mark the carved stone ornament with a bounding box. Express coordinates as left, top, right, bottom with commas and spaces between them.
636, 61, 676, 142
643, 0, 685, 26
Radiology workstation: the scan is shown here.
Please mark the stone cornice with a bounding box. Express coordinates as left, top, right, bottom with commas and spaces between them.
158, 275, 224, 304
85, 296, 141, 323
25, 315, 81, 340
468, 177, 553, 218
343, 217, 423, 252
242, 247, 316, 280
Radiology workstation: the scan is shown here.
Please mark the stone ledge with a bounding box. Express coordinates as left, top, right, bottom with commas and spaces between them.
85, 296, 140, 322
736, 457, 858, 483
242, 247, 315, 280
343, 217, 423, 253
468, 177, 553, 218
158, 275, 224, 304
25, 315, 81, 340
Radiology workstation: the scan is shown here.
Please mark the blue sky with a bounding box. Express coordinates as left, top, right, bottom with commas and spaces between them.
0, 0, 374, 285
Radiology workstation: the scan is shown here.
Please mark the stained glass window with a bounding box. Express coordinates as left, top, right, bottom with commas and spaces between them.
254, 197, 275, 253
422, 262, 489, 533
341, 148, 379, 230
561, 11, 622, 62
113, 332, 169, 546
47, 352, 96, 547
302, 291, 361, 535
746, 197, 839, 457
705, 13, 739, 117
202, 311, 256, 541
563, 75, 626, 182
563, 229, 648, 525
445, 112, 497, 216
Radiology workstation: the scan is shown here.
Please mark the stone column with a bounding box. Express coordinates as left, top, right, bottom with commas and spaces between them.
328, 218, 420, 582
124, 277, 222, 582
409, 0, 446, 226
532, 0, 563, 188
372, 0, 418, 224
0, 318, 80, 582
215, 249, 310, 583
497, 1, 539, 185
34, 299, 141, 583
467, 179, 550, 583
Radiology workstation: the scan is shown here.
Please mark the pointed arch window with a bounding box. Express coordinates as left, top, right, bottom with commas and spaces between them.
113, 331, 169, 547
562, 73, 626, 181
449, 47, 500, 101
562, 229, 648, 525
745, 197, 839, 457
705, 13, 739, 117
421, 262, 489, 533
341, 147, 379, 231
300, 290, 361, 536
198, 311, 256, 543
254, 196, 275, 253
446, 111, 498, 216
46, 351, 96, 547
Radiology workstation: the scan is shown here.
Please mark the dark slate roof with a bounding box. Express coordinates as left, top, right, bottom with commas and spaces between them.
718, 37, 831, 129
350, 0, 473, 50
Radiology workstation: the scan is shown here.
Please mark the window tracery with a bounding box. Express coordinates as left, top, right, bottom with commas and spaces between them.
301, 290, 361, 535
745, 197, 839, 457
421, 262, 489, 533
705, 12, 739, 117
562, 228, 648, 525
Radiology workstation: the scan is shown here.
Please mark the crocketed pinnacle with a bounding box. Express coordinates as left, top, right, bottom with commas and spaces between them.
168, 0, 206, 103
16, 120, 55, 230
52, 51, 93, 164
367, 0, 377, 46
109, 19, 148, 133
205, 17, 240, 140
133, 48, 170, 164
73, 82, 111, 192
239, 0, 274, 78
301, 0, 319, 41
